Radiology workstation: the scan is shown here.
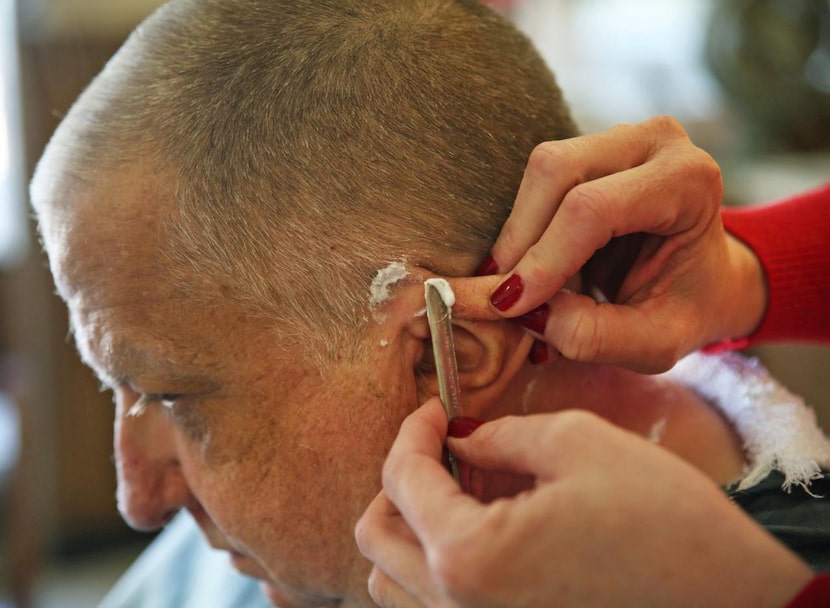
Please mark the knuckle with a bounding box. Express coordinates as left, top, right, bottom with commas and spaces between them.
562, 183, 613, 232
644, 347, 678, 374
381, 458, 403, 493
649, 114, 686, 138
683, 145, 721, 185
553, 409, 603, 436
556, 304, 603, 362
609, 120, 635, 134
380, 450, 411, 495
637, 322, 687, 373
526, 141, 566, 179
656, 336, 686, 372
352, 514, 372, 555
366, 568, 388, 606
675, 151, 723, 221
698, 153, 724, 202
380, 457, 397, 489
526, 140, 584, 186
662, 331, 690, 371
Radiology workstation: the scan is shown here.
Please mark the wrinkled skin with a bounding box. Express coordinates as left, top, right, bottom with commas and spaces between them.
36, 165, 423, 608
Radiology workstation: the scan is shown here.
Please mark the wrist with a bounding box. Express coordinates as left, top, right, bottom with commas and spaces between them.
721, 232, 767, 342
719, 186, 830, 345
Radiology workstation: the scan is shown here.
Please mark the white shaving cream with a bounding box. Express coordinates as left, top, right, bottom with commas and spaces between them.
369, 261, 408, 308
369, 261, 409, 322
424, 278, 455, 308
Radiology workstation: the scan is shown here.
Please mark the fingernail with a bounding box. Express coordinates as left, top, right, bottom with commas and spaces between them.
516, 303, 549, 335
528, 339, 550, 364
448, 416, 485, 438
474, 254, 499, 276
490, 274, 523, 311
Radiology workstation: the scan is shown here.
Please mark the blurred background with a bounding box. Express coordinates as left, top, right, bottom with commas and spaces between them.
0, 0, 828, 606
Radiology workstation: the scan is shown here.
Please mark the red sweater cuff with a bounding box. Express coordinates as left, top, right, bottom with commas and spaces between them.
720, 183, 830, 347
783, 573, 830, 608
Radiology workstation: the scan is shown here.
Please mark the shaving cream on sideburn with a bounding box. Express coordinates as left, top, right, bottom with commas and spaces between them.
369, 261, 409, 307
369, 261, 409, 322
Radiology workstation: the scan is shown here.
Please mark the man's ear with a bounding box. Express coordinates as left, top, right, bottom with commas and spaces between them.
410, 315, 533, 417
376, 268, 533, 417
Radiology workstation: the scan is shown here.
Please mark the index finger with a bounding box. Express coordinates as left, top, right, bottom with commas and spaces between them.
382, 398, 481, 544
505, 145, 717, 316
442, 275, 504, 322
491, 120, 665, 274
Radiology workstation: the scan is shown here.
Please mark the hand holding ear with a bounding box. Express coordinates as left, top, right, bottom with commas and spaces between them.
356, 398, 811, 608
451, 116, 767, 373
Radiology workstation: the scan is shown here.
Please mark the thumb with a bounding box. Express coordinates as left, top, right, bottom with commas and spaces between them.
543, 289, 691, 373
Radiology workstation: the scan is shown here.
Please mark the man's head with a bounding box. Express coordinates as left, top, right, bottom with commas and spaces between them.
31, 0, 576, 605
34, 0, 575, 358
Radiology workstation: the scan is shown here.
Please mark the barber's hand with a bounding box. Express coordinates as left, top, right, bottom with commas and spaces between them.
355, 398, 811, 608
453, 116, 766, 373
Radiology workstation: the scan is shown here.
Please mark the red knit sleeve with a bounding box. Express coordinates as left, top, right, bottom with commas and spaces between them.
720, 183, 830, 346
783, 573, 830, 608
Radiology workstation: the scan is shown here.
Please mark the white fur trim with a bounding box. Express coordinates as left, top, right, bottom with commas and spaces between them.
663, 352, 830, 492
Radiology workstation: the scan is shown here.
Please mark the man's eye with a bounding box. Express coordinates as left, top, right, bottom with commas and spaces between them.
157, 394, 182, 409
159, 397, 208, 443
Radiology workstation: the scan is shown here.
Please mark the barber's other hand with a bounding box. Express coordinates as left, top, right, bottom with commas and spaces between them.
355, 398, 811, 608
455, 116, 766, 373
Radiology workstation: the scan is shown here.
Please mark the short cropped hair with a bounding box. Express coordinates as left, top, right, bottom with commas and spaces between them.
35, 0, 577, 358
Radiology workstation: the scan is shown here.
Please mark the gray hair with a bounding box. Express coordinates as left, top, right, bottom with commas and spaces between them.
33, 0, 577, 359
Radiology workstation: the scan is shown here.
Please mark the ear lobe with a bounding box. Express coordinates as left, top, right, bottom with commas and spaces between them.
414, 318, 532, 415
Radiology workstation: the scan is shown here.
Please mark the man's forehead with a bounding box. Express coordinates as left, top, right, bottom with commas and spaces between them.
43, 173, 176, 304
43, 163, 169, 247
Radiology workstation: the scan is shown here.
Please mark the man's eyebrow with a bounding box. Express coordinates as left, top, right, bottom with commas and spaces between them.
100, 340, 219, 388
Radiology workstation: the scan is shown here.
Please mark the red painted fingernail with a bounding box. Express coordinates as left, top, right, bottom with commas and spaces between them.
528, 339, 549, 364
516, 303, 549, 335
490, 274, 523, 311
474, 254, 499, 276
448, 416, 485, 438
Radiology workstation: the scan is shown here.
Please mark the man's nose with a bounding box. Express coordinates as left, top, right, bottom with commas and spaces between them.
114, 402, 197, 531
